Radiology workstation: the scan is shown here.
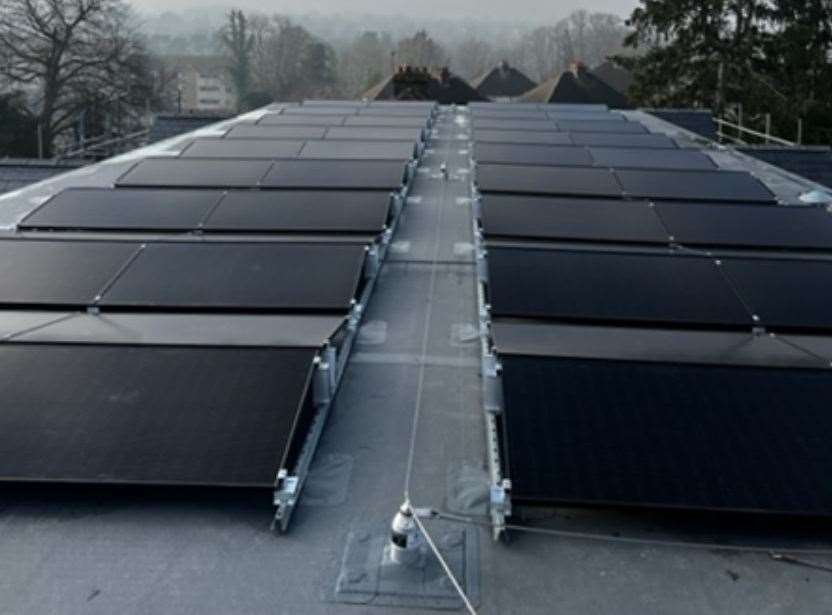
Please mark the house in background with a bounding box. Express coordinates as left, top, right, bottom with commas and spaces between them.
472, 61, 537, 101
161, 55, 238, 113
521, 62, 632, 108
363, 65, 487, 105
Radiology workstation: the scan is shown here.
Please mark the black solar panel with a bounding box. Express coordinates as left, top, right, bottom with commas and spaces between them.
298, 140, 415, 160
499, 354, 832, 514
589, 147, 716, 170
19, 188, 222, 231
555, 120, 648, 134
344, 116, 428, 128
283, 106, 359, 115
722, 257, 832, 331
225, 125, 328, 140
481, 195, 668, 244
474, 143, 594, 167
617, 169, 775, 203
470, 111, 549, 120
203, 190, 390, 234
180, 138, 305, 159
547, 112, 625, 122
656, 203, 832, 250
101, 242, 366, 312
357, 107, 431, 116
492, 321, 817, 367
0, 240, 136, 306
570, 133, 678, 148
472, 119, 556, 131
487, 247, 751, 327
117, 158, 272, 188
0, 344, 316, 487
473, 130, 574, 146
477, 164, 621, 197
324, 127, 422, 141
261, 160, 405, 190
258, 114, 347, 126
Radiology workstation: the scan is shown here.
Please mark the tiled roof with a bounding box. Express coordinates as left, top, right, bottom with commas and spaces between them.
0, 158, 87, 195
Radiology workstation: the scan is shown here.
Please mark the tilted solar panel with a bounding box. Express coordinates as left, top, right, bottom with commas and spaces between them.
487, 247, 751, 327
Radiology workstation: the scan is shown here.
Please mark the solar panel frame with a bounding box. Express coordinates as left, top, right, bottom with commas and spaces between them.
0, 240, 138, 307
589, 147, 717, 170
19, 187, 224, 232
476, 164, 622, 197
257, 114, 348, 126
474, 143, 594, 167
324, 126, 423, 142
480, 195, 669, 244
116, 158, 273, 189
486, 247, 752, 328
203, 190, 391, 234
555, 120, 648, 134
225, 124, 328, 140
179, 138, 305, 159
473, 130, 574, 146
721, 257, 832, 332
616, 169, 776, 203
655, 203, 832, 250
298, 140, 415, 161
261, 159, 406, 190
498, 353, 832, 514
0, 343, 318, 488
100, 242, 368, 313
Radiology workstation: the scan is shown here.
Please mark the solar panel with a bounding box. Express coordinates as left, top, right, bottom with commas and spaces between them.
203, 190, 390, 234
472, 119, 556, 131
474, 130, 574, 145
589, 147, 716, 170
656, 203, 832, 249
19, 188, 222, 231
499, 353, 832, 514
17, 313, 343, 348
492, 321, 816, 367
555, 120, 648, 134
0, 240, 136, 306
258, 114, 348, 126
474, 143, 594, 167
225, 125, 328, 140
180, 138, 305, 159
616, 169, 775, 203
117, 158, 272, 188
324, 127, 423, 141
283, 106, 359, 115
261, 160, 405, 190
298, 140, 415, 161
721, 257, 832, 331
481, 195, 668, 244
487, 247, 751, 327
99, 242, 366, 312
357, 107, 431, 116
546, 112, 625, 122
0, 344, 316, 487
470, 111, 550, 120
344, 116, 428, 128
570, 133, 678, 148
477, 164, 621, 197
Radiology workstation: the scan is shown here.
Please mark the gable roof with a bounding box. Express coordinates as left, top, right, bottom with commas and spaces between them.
363, 67, 487, 105
472, 61, 537, 99
522, 63, 632, 109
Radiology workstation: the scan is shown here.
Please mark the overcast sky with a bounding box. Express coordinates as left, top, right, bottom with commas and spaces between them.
129, 0, 639, 20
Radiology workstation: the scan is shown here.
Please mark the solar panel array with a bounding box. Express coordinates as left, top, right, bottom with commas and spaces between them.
0, 101, 434, 520
473, 104, 832, 516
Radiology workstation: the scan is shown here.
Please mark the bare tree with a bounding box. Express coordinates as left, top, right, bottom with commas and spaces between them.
0, 0, 147, 157
219, 9, 254, 112
395, 30, 447, 68
451, 37, 496, 80
338, 31, 394, 97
